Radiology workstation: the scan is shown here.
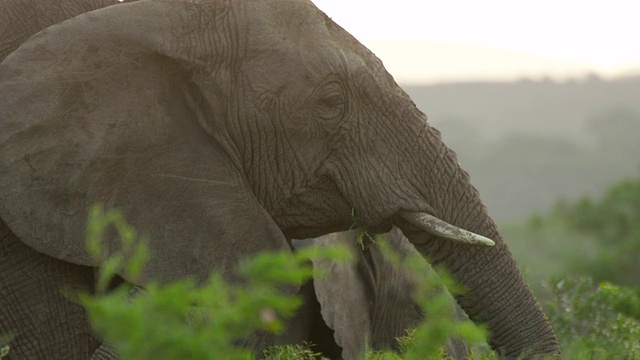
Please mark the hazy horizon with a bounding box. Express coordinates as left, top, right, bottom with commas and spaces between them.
312, 0, 640, 85
365, 39, 640, 85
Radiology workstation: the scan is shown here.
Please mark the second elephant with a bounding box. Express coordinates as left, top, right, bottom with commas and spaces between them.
295, 228, 470, 359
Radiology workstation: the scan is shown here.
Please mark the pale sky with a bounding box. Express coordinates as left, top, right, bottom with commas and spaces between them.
311, 0, 640, 84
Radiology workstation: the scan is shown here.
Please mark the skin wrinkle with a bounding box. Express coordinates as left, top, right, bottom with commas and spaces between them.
259, 92, 292, 209
277, 97, 310, 195
438, 143, 458, 215
352, 95, 410, 220
470, 253, 516, 312
441, 219, 499, 276
442, 158, 459, 217
232, 78, 250, 171
493, 282, 543, 349
456, 190, 480, 231
424, 135, 445, 212
494, 313, 542, 355
406, 126, 558, 355
498, 311, 553, 357
463, 253, 549, 351
259, 68, 364, 229
189, 0, 233, 82
1, 220, 97, 358
455, 246, 497, 284
356, 249, 378, 313
237, 80, 268, 201
411, 125, 443, 211
156, 173, 230, 185
370, 109, 416, 205
439, 239, 501, 289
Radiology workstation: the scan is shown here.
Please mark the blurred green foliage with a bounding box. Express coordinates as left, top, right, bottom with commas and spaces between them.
551, 177, 640, 286
82, 206, 487, 359
504, 174, 640, 359
506, 174, 640, 289
82, 205, 352, 359
546, 277, 640, 358
262, 343, 320, 360
0, 344, 8, 360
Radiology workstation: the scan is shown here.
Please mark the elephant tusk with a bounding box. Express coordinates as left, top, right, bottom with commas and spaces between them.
400, 211, 495, 246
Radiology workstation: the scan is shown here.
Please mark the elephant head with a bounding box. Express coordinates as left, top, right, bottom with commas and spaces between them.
0, 0, 559, 358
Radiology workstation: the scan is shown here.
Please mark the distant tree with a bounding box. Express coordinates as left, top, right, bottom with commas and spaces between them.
552, 175, 640, 286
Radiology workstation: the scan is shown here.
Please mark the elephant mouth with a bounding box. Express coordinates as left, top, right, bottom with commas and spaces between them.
285, 210, 495, 247
284, 223, 353, 240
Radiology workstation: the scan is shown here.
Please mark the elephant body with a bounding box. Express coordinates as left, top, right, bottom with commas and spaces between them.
1, 218, 98, 358
0, 0, 560, 359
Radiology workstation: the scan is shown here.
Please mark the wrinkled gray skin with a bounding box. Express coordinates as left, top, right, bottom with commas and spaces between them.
0, 0, 560, 359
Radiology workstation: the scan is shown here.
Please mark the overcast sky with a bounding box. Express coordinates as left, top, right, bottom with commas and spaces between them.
311, 0, 640, 84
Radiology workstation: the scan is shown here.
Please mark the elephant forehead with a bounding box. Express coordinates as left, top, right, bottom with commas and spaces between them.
240, 0, 384, 81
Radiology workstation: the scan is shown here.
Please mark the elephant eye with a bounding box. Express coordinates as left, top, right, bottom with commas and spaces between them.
317, 91, 346, 119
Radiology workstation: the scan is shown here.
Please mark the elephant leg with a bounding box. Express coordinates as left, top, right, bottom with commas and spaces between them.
0, 218, 99, 359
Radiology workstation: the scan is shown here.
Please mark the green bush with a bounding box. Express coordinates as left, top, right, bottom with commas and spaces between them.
82, 205, 351, 359
262, 343, 320, 360
551, 176, 640, 286
81, 206, 488, 359
502, 174, 640, 359
501, 220, 600, 297
504, 174, 640, 298
546, 277, 640, 359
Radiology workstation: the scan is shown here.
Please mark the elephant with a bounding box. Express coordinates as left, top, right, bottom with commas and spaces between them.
2, 4, 469, 355
293, 228, 470, 360
1, 1, 464, 359
0, 0, 561, 359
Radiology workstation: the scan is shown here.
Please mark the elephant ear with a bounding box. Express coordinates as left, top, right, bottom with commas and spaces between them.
0, 0, 290, 285
297, 233, 371, 360
364, 228, 425, 348
306, 229, 424, 359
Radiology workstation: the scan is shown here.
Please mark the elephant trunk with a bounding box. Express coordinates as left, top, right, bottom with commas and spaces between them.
396, 125, 560, 358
